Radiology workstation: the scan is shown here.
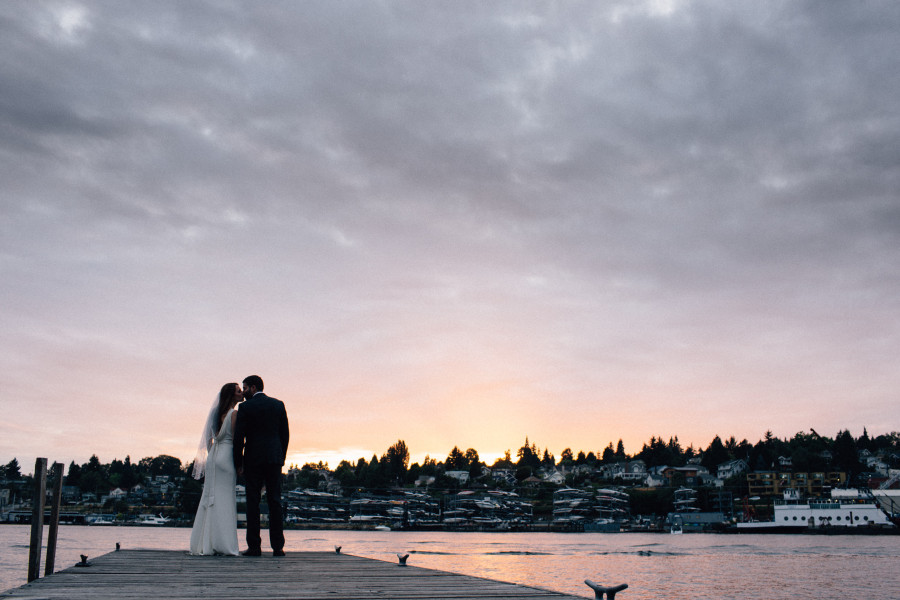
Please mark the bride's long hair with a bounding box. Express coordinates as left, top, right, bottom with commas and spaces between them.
216, 382, 240, 428
191, 382, 240, 479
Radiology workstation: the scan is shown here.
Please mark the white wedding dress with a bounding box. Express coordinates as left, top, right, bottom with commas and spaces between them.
190, 408, 239, 556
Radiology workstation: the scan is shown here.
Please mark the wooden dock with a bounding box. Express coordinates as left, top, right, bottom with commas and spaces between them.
1, 550, 590, 600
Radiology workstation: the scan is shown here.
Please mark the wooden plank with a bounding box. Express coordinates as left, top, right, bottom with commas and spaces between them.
1, 550, 586, 600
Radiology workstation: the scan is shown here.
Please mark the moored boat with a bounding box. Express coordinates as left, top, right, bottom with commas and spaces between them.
735, 488, 896, 533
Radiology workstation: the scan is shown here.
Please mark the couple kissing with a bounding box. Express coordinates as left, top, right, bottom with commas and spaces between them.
189, 375, 290, 557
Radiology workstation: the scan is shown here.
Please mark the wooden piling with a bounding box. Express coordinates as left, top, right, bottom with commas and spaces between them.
26, 458, 47, 583
44, 462, 64, 576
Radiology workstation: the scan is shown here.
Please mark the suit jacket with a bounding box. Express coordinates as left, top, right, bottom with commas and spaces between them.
233, 392, 290, 471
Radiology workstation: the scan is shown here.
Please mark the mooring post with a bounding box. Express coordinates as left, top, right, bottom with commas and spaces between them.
44, 462, 64, 576
585, 579, 628, 600
27, 458, 48, 583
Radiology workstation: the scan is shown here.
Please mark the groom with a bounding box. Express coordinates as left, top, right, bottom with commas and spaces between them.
233, 375, 290, 557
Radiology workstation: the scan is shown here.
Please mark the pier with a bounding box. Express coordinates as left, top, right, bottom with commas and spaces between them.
1, 549, 596, 600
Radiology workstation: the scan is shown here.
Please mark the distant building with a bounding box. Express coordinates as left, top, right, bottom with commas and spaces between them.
717, 459, 749, 480
61, 485, 80, 503
541, 469, 565, 485
490, 469, 516, 486
415, 475, 436, 487
643, 472, 667, 488
597, 460, 646, 482
746, 471, 846, 497
661, 465, 708, 487
863, 455, 889, 475
445, 471, 470, 484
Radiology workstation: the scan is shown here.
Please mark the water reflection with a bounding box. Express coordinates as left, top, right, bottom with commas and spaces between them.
2, 527, 898, 599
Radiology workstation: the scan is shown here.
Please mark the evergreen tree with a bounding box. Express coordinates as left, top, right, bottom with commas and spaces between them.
445, 446, 467, 471
516, 437, 541, 470
601, 443, 615, 463
833, 429, 861, 475
121, 456, 139, 488
465, 448, 482, 479
66, 461, 81, 486
702, 435, 729, 471
333, 460, 358, 487
384, 439, 410, 483
363, 454, 386, 488
667, 436, 684, 465
3, 458, 21, 479
858, 427, 872, 452
541, 449, 555, 468
354, 457, 368, 480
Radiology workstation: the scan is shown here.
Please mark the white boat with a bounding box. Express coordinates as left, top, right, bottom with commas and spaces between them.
137, 514, 170, 526
736, 489, 895, 533
867, 487, 900, 527
670, 514, 683, 534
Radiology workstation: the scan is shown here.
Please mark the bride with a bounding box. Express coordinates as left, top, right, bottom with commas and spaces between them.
189, 382, 242, 556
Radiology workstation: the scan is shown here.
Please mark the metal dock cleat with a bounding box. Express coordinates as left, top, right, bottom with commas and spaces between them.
585, 580, 628, 599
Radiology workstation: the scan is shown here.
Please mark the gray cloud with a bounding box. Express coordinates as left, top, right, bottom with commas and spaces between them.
2, 1, 899, 468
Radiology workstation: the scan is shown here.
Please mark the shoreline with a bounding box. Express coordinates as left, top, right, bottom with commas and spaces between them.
3, 521, 896, 535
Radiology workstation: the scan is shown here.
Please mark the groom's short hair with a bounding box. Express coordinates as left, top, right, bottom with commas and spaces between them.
243, 375, 264, 391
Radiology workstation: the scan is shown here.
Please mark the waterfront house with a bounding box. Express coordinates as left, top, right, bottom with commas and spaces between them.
445, 471, 470, 484
61, 485, 80, 503
643, 471, 667, 488
491, 468, 516, 486
661, 465, 707, 487
415, 475, 436, 487
717, 459, 749, 480
560, 464, 591, 477
541, 468, 566, 485
701, 473, 723, 487
597, 460, 647, 482
864, 455, 889, 475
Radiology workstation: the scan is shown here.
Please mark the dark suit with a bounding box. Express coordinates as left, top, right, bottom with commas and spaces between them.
233, 392, 289, 553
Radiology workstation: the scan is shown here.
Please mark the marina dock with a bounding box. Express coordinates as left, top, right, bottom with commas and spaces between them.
1, 549, 592, 600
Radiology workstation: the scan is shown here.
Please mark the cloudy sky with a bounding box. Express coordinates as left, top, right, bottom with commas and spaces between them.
2, 1, 899, 474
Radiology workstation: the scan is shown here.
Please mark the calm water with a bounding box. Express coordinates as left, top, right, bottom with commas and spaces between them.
2, 525, 898, 599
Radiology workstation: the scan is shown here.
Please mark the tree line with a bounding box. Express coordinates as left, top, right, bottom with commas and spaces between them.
3, 427, 898, 495
296, 428, 899, 490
